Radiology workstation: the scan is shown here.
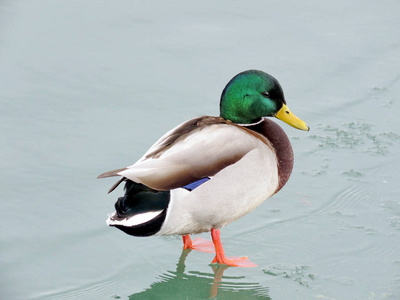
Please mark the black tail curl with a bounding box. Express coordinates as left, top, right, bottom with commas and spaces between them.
114, 180, 170, 218
110, 179, 171, 237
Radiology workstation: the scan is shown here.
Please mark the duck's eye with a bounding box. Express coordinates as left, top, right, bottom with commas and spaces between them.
262, 91, 270, 97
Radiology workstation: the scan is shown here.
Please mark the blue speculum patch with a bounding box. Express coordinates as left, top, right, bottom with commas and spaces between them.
183, 177, 210, 191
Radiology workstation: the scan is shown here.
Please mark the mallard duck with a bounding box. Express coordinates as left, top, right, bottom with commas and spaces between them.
98, 70, 309, 267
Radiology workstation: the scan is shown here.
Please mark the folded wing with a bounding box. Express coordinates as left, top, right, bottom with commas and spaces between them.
99, 116, 271, 191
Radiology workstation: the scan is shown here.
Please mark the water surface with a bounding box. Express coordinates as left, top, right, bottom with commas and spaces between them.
1, 1, 400, 299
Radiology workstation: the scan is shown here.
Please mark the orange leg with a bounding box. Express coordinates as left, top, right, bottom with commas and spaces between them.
182, 235, 193, 250
210, 228, 257, 268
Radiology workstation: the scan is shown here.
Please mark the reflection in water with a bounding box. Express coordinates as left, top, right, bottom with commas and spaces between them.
129, 249, 270, 299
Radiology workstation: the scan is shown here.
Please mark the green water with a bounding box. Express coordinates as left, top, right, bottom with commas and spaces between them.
1, 1, 400, 299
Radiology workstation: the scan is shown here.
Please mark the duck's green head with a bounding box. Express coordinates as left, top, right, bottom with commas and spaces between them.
220, 70, 309, 131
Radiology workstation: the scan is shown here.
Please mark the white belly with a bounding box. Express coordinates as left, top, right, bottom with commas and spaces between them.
156, 145, 279, 236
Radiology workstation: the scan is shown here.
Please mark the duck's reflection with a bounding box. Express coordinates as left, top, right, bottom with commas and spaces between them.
129, 249, 270, 299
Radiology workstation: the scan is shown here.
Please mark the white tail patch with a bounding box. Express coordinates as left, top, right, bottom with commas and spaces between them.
106, 210, 163, 227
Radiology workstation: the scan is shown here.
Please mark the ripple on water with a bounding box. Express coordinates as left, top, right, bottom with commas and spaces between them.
33, 277, 132, 300
388, 216, 400, 230
309, 184, 378, 217
380, 198, 400, 232
380, 198, 400, 216
342, 169, 363, 179
216, 281, 270, 298
263, 264, 315, 287
137, 268, 271, 299
246, 227, 331, 274
310, 185, 385, 237
308, 122, 400, 156
300, 165, 328, 177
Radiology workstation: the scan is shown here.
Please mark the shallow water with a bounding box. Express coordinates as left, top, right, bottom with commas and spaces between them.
1, 1, 400, 299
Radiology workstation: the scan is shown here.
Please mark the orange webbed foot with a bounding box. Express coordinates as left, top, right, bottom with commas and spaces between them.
210, 228, 257, 268
211, 255, 257, 268
183, 229, 258, 267
182, 235, 215, 253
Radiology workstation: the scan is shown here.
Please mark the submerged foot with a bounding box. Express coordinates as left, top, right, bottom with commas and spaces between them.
211, 255, 257, 268
183, 229, 258, 267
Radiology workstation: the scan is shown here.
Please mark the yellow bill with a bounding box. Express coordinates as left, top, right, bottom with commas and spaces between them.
275, 104, 310, 131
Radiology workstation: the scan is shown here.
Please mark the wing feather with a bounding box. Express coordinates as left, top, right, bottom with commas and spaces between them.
98, 116, 273, 192
117, 117, 271, 190
97, 167, 128, 179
